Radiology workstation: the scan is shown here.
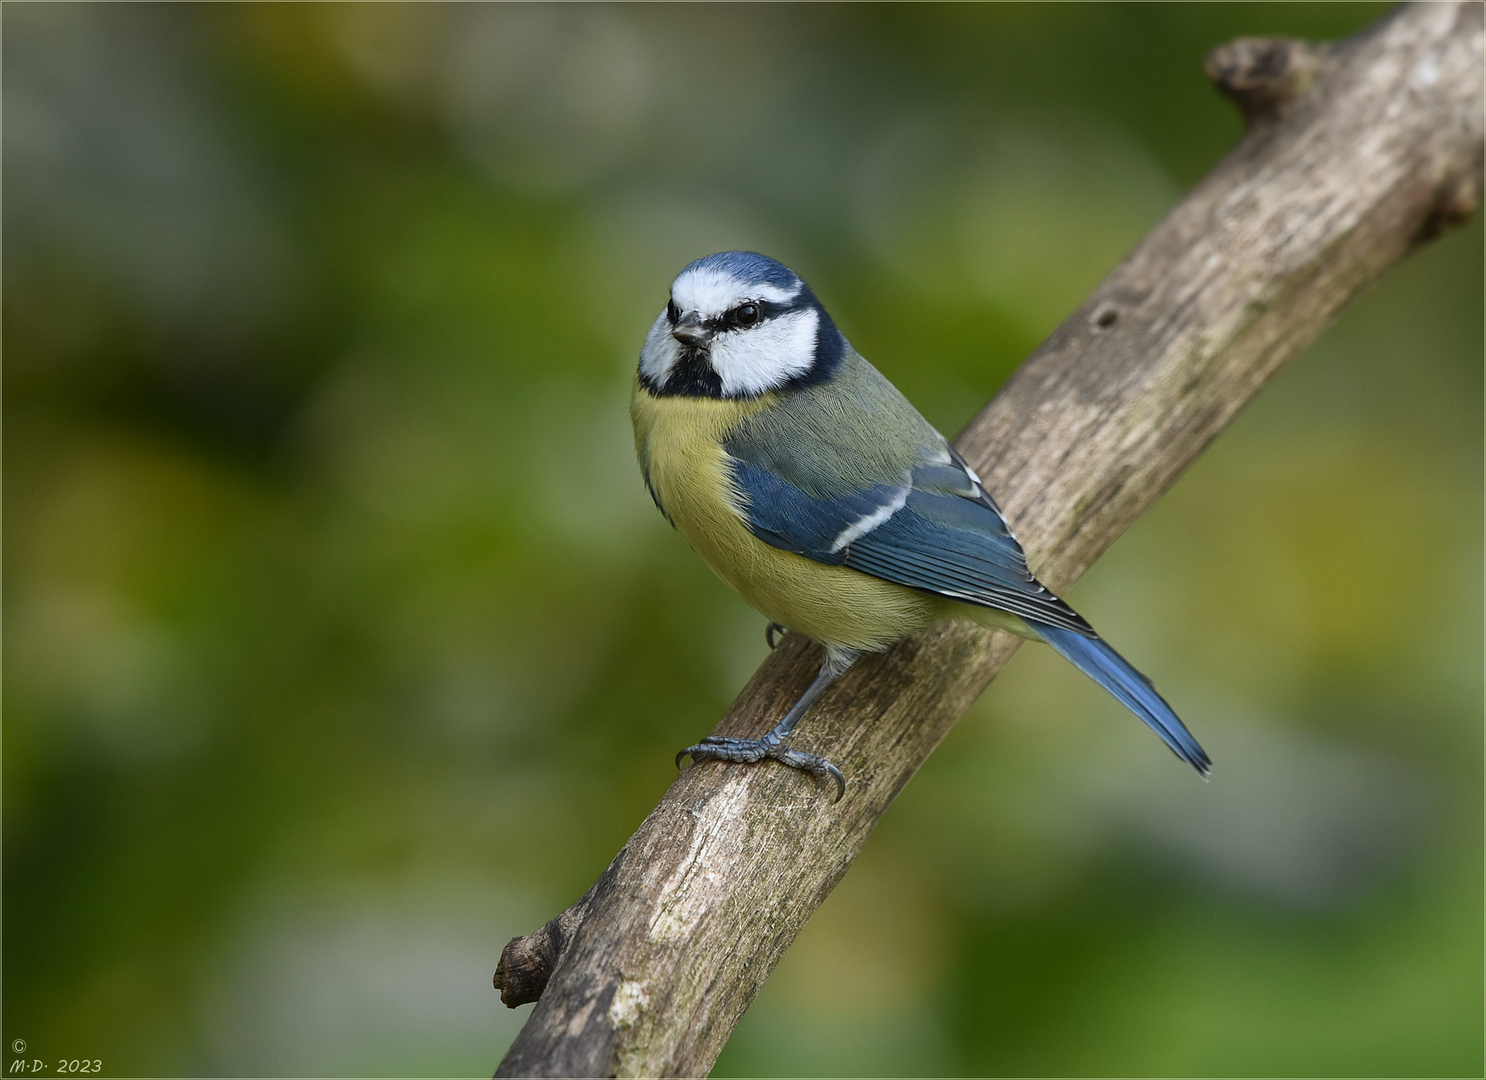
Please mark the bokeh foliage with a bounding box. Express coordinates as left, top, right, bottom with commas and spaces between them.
3, 4, 1480, 1076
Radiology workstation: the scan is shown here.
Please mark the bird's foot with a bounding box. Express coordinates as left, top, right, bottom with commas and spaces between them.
765, 622, 788, 649
676, 736, 844, 802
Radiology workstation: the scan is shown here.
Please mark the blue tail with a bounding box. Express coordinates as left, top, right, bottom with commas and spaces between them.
1034, 621, 1211, 777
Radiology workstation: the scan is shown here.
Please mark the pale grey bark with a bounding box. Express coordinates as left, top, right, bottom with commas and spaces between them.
494, 5, 1483, 1076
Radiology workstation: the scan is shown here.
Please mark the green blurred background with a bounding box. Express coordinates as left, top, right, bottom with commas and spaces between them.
4, 3, 1481, 1076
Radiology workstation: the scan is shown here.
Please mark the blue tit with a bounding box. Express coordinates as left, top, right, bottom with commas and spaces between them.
632, 251, 1210, 798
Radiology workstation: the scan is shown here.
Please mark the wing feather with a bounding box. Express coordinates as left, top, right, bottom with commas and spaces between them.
728, 446, 1093, 636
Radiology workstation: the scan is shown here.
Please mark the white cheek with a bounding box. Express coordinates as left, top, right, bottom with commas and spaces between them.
638, 310, 679, 384
710, 308, 819, 397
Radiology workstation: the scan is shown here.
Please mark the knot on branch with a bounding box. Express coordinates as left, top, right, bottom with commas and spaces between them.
494, 865, 611, 1008
1414, 169, 1484, 247
494, 920, 566, 1008
1205, 36, 1328, 125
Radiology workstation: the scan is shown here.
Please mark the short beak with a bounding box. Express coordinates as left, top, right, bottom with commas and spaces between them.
671, 310, 712, 348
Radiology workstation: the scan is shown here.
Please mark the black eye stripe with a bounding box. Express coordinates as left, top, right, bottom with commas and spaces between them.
711, 298, 788, 332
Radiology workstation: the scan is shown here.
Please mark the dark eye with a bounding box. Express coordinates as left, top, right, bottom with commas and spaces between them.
734, 302, 760, 327
666, 299, 679, 324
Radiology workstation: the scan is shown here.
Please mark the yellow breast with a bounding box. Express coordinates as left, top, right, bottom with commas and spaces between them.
630, 379, 944, 652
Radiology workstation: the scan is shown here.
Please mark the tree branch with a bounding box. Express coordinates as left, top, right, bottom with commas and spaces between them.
494, 5, 1482, 1076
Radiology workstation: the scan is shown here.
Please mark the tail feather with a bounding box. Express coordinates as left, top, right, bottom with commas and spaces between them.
1034, 621, 1211, 777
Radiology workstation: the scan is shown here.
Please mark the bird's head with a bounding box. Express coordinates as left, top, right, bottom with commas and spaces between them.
638, 252, 846, 399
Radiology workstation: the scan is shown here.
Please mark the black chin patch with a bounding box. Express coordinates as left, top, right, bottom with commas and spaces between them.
653, 348, 723, 398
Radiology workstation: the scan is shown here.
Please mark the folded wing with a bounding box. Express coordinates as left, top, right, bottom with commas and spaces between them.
727, 442, 1094, 636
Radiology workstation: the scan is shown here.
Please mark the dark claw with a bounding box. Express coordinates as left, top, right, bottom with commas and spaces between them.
765, 622, 788, 649
676, 736, 845, 802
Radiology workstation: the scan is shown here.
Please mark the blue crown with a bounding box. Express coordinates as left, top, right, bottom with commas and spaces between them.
681, 251, 801, 290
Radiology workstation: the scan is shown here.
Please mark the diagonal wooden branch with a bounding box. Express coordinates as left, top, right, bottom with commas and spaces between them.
494, 4, 1482, 1076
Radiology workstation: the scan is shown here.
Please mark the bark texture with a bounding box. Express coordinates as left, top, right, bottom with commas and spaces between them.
495, 5, 1483, 1076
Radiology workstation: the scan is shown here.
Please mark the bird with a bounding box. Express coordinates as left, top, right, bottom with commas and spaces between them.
631, 251, 1210, 799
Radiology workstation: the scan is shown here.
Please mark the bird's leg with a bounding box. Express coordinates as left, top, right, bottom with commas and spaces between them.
764, 622, 788, 649
677, 646, 858, 802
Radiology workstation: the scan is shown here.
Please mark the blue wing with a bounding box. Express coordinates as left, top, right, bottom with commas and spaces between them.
728, 445, 1093, 635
